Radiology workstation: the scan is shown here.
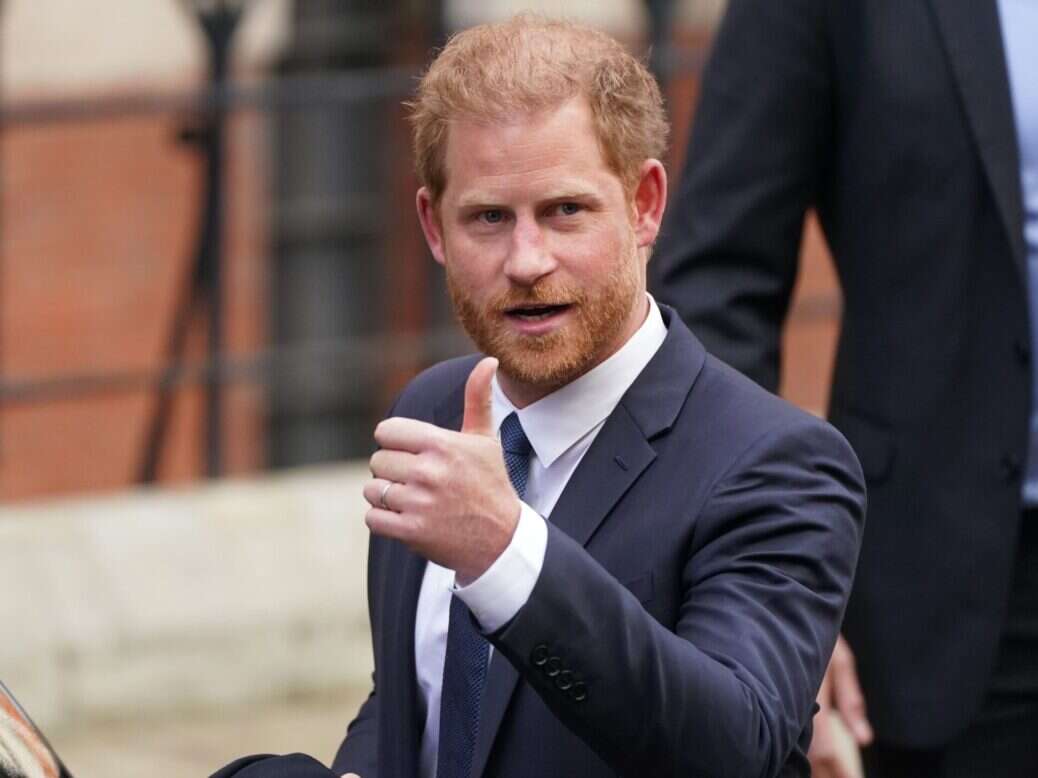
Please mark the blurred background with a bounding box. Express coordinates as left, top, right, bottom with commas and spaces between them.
0, 1, 837, 775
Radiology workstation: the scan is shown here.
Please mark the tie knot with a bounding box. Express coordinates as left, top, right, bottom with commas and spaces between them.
499, 412, 532, 456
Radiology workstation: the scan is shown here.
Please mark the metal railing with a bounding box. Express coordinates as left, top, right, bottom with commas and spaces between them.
0, 0, 716, 498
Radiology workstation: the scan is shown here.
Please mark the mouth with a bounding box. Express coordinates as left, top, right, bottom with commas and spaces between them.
503, 303, 573, 322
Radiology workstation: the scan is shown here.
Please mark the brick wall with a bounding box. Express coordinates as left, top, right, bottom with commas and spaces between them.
2, 108, 268, 500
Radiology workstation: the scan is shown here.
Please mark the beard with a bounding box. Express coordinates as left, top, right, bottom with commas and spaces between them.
446, 250, 643, 395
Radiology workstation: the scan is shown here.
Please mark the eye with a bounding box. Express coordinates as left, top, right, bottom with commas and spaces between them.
479, 209, 505, 224
557, 202, 582, 216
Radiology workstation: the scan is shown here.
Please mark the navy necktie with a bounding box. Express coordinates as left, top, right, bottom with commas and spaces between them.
436, 412, 531, 778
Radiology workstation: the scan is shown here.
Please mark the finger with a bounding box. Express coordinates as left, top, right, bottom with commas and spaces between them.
830, 638, 873, 745
363, 478, 401, 511
809, 713, 856, 778
369, 449, 419, 484
375, 417, 446, 454
364, 506, 414, 541
462, 357, 498, 436
816, 659, 834, 713
825, 712, 865, 778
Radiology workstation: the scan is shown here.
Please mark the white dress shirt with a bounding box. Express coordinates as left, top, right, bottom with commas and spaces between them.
997, 0, 1038, 503
414, 294, 668, 778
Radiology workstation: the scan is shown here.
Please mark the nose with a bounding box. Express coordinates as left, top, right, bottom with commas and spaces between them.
503, 216, 557, 286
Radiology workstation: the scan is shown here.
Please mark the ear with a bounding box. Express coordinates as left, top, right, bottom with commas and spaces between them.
630, 159, 667, 250
416, 187, 447, 266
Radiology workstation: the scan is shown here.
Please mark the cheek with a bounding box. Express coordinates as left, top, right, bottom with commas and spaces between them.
557, 229, 627, 274
447, 233, 511, 280
444, 247, 500, 298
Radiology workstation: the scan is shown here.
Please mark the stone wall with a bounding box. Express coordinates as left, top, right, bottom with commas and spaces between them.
0, 464, 373, 731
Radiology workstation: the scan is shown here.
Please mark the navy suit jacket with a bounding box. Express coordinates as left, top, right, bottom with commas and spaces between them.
333, 308, 865, 777
213, 308, 865, 778
651, 0, 1026, 748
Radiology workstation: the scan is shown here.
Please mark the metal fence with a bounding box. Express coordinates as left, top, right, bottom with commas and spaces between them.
0, 0, 711, 501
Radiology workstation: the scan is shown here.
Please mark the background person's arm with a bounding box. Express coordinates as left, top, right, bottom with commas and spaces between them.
652, 0, 833, 392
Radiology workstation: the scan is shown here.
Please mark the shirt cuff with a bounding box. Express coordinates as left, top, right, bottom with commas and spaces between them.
454, 502, 548, 633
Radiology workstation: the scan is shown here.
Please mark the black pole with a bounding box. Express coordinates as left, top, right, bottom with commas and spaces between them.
139, 3, 243, 483
199, 9, 235, 478
645, 0, 676, 88
0, 0, 5, 462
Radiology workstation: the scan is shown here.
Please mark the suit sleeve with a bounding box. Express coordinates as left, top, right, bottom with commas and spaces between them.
489, 417, 865, 778
331, 687, 377, 777
209, 754, 342, 777
651, 0, 834, 392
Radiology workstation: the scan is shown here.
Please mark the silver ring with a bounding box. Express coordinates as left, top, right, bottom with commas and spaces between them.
379, 481, 394, 510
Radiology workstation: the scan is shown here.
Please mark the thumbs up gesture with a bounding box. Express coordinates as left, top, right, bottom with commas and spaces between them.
364, 358, 522, 583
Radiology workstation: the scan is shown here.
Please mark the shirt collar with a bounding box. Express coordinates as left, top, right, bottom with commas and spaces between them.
491, 294, 667, 468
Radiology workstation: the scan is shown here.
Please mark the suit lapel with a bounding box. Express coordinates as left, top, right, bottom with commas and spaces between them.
545, 308, 704, 547
469, 307, 705, 777
928, 0, 1026, 271
546, 405, 657, 544
470, 647, 519, 777
384, 542, 426, 778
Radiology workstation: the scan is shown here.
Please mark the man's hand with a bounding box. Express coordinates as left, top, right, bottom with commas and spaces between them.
809, 634, 874, 778
363, 357, 521, 583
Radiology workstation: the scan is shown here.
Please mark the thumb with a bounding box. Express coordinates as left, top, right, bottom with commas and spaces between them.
462, 357, 498, 435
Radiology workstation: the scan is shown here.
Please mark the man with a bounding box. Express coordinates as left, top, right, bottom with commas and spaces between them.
213, 15, 864, 778
652, 1, 1037, 776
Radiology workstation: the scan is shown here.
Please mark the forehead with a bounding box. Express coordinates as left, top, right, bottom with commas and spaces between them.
439, 98, 623, 203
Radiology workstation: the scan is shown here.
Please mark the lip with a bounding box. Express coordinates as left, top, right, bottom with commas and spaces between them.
502, 303, 574, 336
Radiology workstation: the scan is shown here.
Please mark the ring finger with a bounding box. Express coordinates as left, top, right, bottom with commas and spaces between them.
363, 478, 400, 512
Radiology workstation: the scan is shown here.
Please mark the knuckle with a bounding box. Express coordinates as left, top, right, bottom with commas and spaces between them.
812, 749, 835, 765
412, 490, 435, 511
426, 430, 448, 454
414, 458, 445, 486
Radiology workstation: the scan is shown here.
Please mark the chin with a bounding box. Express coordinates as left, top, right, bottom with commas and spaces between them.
494, 340, 598, 393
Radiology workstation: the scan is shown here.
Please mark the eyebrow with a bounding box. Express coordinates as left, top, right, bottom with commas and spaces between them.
456, 187, 602, 209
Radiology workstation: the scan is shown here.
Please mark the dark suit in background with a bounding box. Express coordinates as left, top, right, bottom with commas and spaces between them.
652, 0, 1037, 772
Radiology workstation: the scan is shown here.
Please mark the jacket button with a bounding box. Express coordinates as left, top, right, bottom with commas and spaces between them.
571, 681, 588, 702
531, 644, 549, 666
1000, 454, 1022, 483
545, 657, 562, 677
555, 670, 574, 691
1015, 339, 1031, 365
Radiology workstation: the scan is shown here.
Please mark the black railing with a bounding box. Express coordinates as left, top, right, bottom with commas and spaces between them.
0, 0, 710, 494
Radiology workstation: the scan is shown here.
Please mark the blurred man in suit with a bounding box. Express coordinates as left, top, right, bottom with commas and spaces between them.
213, 15, 865, 778
653, 1, 1038, 776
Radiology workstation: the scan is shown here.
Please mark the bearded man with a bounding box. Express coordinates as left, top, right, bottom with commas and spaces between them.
212, 15, 865, 778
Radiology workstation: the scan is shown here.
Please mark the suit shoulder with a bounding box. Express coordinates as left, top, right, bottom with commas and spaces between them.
692, 353, 859, 463
389, 353, 481, 420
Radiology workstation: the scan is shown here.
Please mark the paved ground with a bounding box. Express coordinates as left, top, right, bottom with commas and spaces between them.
48, 689, 368, 778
